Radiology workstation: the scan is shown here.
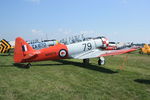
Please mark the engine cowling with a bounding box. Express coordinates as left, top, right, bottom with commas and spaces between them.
101, 37, 109, 48
94, 36, 109, 49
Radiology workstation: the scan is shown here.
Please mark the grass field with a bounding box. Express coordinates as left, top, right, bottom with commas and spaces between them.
0, 52, 150, 100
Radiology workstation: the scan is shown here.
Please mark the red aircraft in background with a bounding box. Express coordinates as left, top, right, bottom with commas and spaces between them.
14, 37, 137, 68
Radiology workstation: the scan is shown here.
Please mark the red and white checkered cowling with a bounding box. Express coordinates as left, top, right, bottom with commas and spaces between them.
101, 37, 109, 48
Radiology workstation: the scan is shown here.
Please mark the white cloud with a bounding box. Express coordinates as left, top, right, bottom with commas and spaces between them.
56, 29, 98, 39
27, 0, 41, 4
32, 0, 40, 3
79, 30, 103, 38
79, 30, 95, 35
57, 28, 72, 35
121, 0, 128, 4
112, 32, 119, 35
31, 29, 45, 37
31, 29, 48, 40
31, 29, 43, 34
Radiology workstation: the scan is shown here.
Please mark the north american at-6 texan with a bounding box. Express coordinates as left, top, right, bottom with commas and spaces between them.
14, 36, 137, 68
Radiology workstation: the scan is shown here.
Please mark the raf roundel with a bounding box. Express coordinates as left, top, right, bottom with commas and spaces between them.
59, 49, 67, 57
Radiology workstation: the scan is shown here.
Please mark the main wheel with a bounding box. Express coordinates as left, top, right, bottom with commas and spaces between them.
83, 59, 90, 64
98, 57, 105, 65
139, 51, 143, 54
25, 63, 31, 68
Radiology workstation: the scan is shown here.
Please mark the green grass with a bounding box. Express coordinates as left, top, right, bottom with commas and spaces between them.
0, 52, 150, 100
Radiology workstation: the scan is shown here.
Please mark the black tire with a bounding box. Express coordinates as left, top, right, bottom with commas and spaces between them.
25, 63, 31, 69
98, 59, 101, 65
83, 59, 89, 64
98, 59, 105, 65
139, 51, 143, 54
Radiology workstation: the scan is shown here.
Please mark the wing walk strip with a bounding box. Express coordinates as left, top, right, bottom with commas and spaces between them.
0, 39, 11, 53
75, 50, 95, 59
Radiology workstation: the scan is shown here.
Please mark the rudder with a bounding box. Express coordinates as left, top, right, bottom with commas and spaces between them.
14, 37, 34, 63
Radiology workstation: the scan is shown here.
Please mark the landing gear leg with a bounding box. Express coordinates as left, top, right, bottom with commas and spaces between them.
83, 59, 90, 64
25, 63, 31, 68
98, 57, 105, 65
139, 51, 143, 54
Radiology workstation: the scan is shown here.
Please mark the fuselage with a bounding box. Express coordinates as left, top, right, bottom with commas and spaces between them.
21, 37, 108, 63
67, 38, 103, 58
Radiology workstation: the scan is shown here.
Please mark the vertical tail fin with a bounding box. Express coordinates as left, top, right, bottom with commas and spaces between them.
14, 37, 34, 63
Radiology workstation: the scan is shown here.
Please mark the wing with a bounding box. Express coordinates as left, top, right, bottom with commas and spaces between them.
73, 48, 137, 59
99, 48, 137, 57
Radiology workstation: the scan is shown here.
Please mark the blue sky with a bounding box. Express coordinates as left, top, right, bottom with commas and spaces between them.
0, 0, 150, 43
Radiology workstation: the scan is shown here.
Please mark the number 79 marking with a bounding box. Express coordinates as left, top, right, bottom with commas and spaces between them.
82, 43, 92, 51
